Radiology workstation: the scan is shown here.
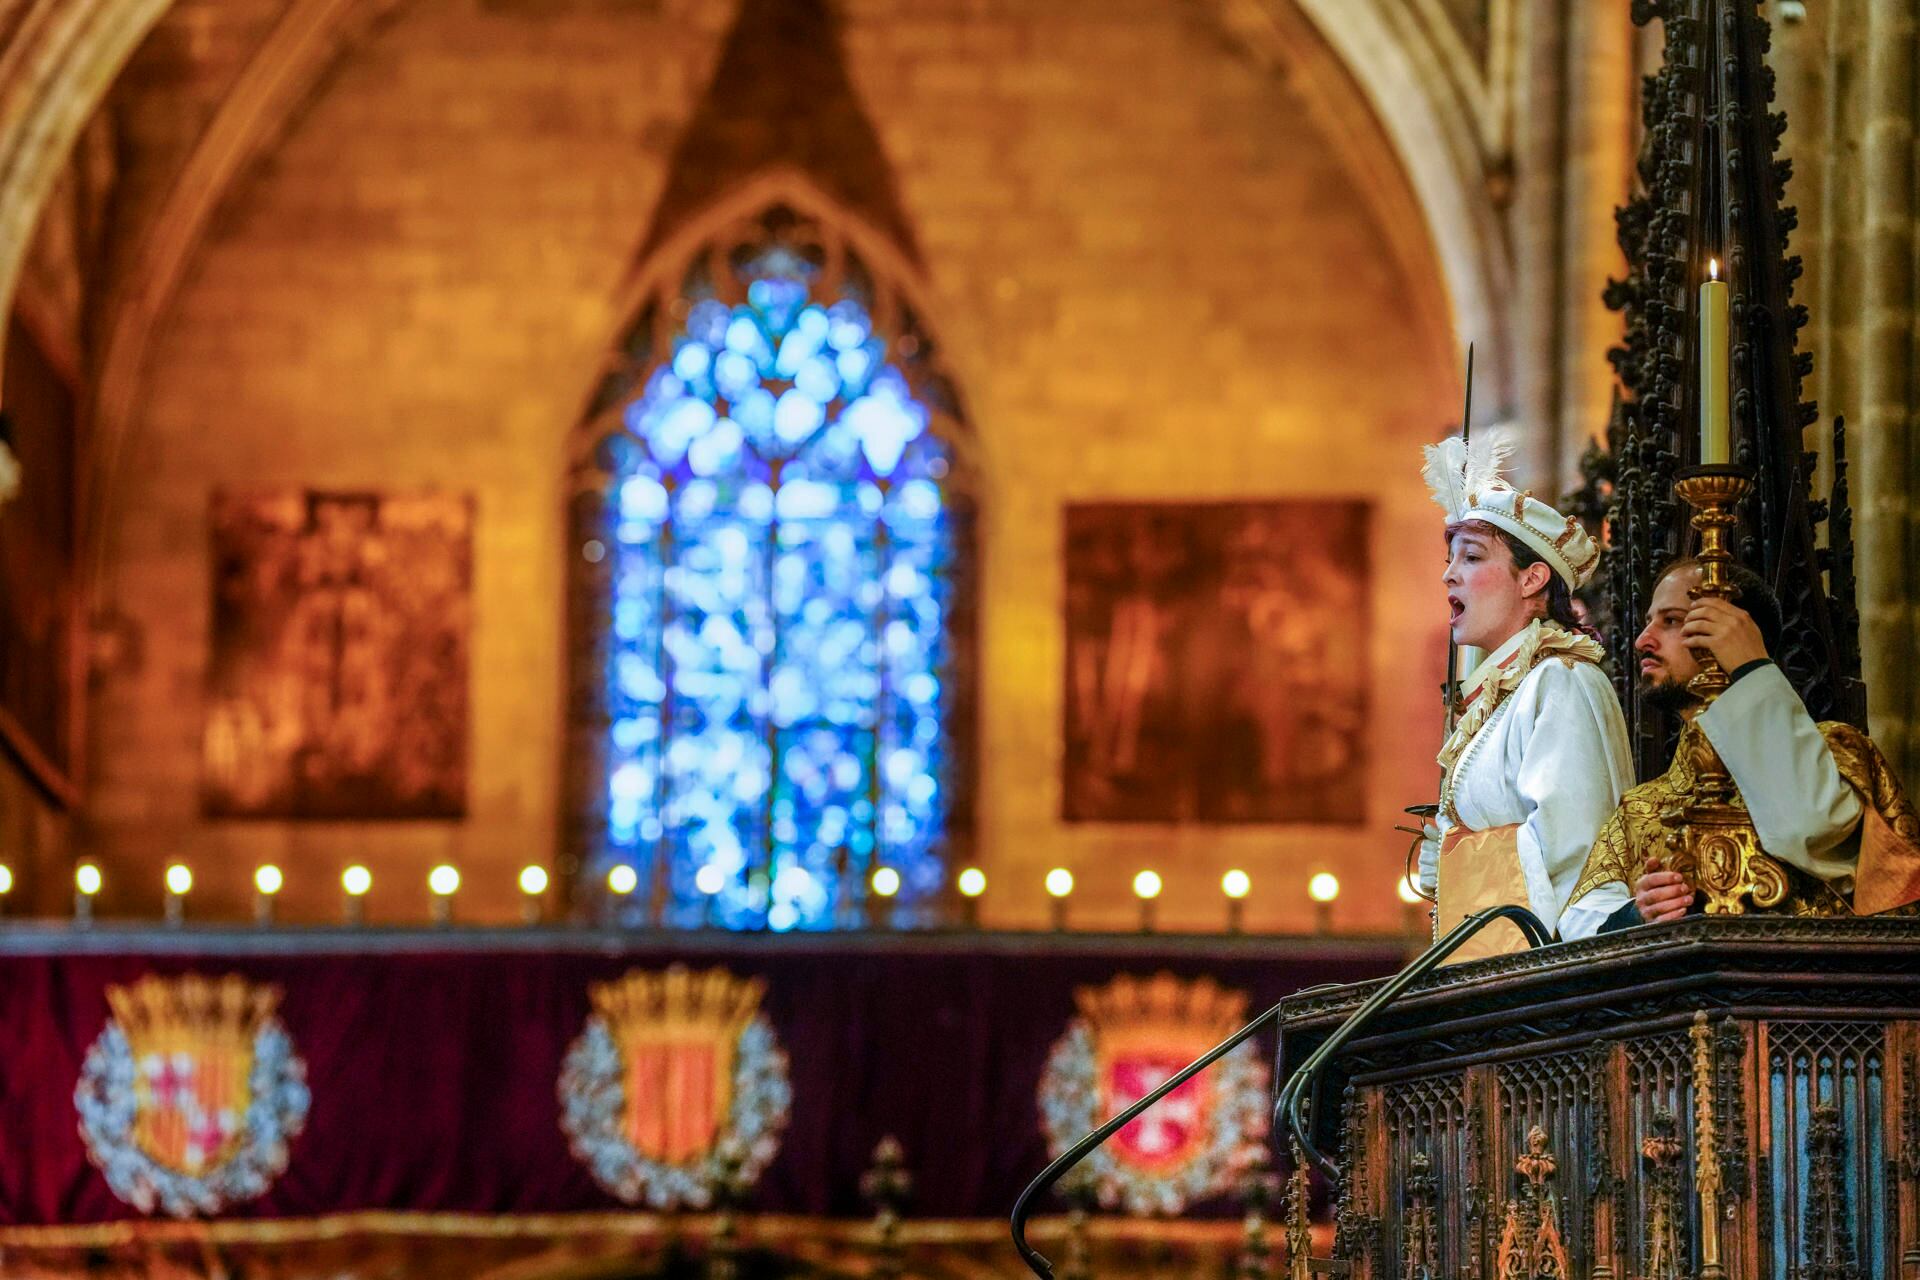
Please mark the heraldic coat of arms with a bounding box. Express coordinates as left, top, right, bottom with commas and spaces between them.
75, 973, 310, 1217
1038, 972, 1268, 1216
560, 965, 791, 1208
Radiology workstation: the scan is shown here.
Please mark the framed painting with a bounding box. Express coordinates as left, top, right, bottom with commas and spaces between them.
202, 491, 472, 819
1063, 500, 1370, 824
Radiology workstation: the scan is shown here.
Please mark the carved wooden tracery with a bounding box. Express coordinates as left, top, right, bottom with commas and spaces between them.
1281, 923, 1920, 1280
1764, 1021, 1887, 1278
1596, 0, 1863, 777
1384, 1074, 1469, 1279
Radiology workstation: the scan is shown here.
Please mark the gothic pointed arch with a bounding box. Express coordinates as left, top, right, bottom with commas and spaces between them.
564, 172, 977, 930
0, 0, 173, 374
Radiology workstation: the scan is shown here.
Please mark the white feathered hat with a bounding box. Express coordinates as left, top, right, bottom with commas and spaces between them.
1422, 431, 1600, 588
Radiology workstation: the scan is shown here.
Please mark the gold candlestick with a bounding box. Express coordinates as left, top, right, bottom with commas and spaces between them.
1672, 464, 1751, 705
1663, 465, 1789, 914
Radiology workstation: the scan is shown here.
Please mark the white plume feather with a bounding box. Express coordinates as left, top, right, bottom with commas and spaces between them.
1422, 428, 1517, 519
1463, 428, 1516, 497
1421, 436, 1470, 518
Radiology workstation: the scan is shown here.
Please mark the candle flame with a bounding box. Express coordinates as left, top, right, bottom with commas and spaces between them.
1710, 257, 1720, 281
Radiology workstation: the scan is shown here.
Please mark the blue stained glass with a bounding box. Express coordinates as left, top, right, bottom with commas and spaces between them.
725, 314, 768, 359
794, 354, 840, 404
645, 396, 714, 467
774, 389, 825, 444
687, 417, 745, 477
734, 387, 778, 448
688, 299, 730, 346
715, 350, 760, 401
598, 250, 955, 929
836, 344, 876, 393
673, 342, 711, 382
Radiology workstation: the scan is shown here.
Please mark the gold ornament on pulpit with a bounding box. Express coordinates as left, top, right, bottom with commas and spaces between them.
1495, 1125, 1570, 1280
1690, 1013, 1727, 1280
1659, 463, 1793, 915
1285, 1139, 1312, 1280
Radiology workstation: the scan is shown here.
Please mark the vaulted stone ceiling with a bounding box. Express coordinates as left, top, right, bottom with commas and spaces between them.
3, 0, 1509, 409
0, 0, 1501, 592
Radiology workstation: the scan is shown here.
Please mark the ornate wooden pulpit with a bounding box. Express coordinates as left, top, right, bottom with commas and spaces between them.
1276, 916, 1920, 1280
1259, 0, 1915, 1273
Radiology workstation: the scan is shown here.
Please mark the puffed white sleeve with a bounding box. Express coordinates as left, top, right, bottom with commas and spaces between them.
1558, 882, 1631, 939
1696, 662, 1862, 889
1508, 661, 1637, 926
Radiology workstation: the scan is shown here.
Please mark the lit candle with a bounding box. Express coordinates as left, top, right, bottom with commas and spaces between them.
254, 864, 283, 927
1045, 867, 1073, 931
164, 863, 192, 928
695, 863, 725, 928
1131, 869, 1162, 933
75, 863, 102, 926
956, 866, 986, 929
428, 864, 460, 926
1397, 872, 1428, 938
1221, 868, 1250, 934
518, 865, 548, 926
867, 865, 901, 930
1700, 258, 1730, 464
341, 864, 372, 925
1308, 871, 1340, 935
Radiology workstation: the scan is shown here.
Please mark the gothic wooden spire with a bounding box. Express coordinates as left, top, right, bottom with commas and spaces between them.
1599, 0, 1864, 777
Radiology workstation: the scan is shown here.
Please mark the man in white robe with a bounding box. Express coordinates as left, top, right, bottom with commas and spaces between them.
1559, 560, 1920, 937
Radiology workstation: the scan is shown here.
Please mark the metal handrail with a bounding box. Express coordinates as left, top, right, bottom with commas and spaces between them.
1274, 903, 1552, 1178
1009, 999, 1284, 1280
1009, 903, 1551, 1279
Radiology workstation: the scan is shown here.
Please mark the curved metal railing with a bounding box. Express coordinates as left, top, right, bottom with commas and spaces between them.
1275, 903, 1552, 1178
1009, 998, 1284, 1280
1008, 903, 1552, 1279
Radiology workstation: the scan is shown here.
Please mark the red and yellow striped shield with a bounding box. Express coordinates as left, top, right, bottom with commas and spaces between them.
106, 975, 277, 1176
590, 967, 764, 1166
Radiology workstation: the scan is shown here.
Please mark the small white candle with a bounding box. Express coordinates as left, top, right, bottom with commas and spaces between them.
1700, 259, 1731, 464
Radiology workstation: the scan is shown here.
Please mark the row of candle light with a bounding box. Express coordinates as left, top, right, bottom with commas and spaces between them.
3, 860, 1425, 930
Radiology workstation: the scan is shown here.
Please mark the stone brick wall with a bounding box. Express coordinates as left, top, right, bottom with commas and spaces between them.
1771, 0, 1920, 786
79, 0, 1460, 933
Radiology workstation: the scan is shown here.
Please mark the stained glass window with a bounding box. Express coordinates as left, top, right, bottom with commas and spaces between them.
573, 207, 965, 930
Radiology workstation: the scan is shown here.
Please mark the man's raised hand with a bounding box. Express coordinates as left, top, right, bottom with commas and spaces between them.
1680, 597, 1769, 671
1633, 857, 1694, 924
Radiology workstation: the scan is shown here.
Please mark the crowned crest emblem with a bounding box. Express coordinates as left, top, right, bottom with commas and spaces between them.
559, 966, 791, 1208
1038, 972, 1267, 1215
74, 974, 309, 1217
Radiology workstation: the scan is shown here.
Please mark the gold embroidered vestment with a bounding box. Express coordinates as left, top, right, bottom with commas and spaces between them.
1568, 719, 1920, 918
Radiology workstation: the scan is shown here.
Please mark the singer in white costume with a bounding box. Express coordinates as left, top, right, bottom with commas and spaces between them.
1417, 434, 1634, 960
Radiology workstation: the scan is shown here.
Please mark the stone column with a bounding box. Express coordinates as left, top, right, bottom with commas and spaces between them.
1510, 0, 1634, 492
1510, 0, 1569, 486
1853, 0, 1920, 777
1781, 0, 1920, 778
1651, 0, 1920, 772
1554, 0, 1635, 490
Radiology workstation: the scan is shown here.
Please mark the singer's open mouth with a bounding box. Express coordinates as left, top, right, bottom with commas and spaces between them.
1448, 596, 1464, 622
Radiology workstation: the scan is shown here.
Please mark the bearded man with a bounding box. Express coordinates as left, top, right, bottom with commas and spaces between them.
1558, 558, 1920, 938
